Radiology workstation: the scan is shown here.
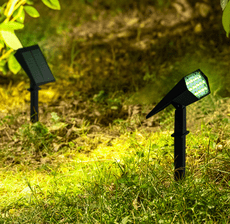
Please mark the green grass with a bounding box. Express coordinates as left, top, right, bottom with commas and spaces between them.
0, 91, 230, 223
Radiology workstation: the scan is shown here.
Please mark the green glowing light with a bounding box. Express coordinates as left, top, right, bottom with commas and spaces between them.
185, 71, 209, 99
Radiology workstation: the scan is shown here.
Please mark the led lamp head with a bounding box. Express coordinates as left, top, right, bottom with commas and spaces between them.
146, 69, 210, 119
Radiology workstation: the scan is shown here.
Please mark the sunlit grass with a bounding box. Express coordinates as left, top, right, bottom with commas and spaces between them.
0, 92, 230, 222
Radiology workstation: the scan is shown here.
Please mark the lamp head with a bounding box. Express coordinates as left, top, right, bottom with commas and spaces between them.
146, 69, 210, 119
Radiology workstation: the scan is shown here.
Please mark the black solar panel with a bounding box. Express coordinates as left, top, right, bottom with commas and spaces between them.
14, 44, 55, 86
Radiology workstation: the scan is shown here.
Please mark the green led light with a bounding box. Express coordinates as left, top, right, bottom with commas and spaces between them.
185, 71, 209, 99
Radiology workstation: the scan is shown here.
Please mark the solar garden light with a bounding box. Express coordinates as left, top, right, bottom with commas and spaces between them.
146, 69, 211, 181
14, 44, 56, 123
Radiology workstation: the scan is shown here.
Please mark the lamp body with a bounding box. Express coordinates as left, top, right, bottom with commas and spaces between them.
146, 69, 211, 182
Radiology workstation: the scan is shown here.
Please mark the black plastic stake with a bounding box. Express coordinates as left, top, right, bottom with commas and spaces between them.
27, 81, 41, 123
171, 103, 189, 181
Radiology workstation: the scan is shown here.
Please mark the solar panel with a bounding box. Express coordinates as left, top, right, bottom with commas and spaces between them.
14, 44, 55, 86
14, 44, 56, 123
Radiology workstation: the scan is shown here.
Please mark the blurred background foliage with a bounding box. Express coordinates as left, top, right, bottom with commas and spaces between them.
0, 0, 229, 117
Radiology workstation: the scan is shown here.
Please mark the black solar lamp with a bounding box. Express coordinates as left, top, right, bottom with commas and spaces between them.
14, 44, 56, 123
146, 69, 211, 181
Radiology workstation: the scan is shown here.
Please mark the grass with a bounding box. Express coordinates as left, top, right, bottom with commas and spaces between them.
0, 0, 230, 223
0, 90, 229, 223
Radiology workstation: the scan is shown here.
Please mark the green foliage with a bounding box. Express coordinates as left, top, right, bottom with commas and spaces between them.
41, 0, 61, 10
0, 0, 61, 76
0, 21, 24, 30
8, 52, 20, 74
221, 0, 228, 11
93, 90, 108, 103
222, 0, 230, 37
16, 120, 56, 153
50, 112, 61, 123
220, 0, 230, 38
23, 6, 40, 18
